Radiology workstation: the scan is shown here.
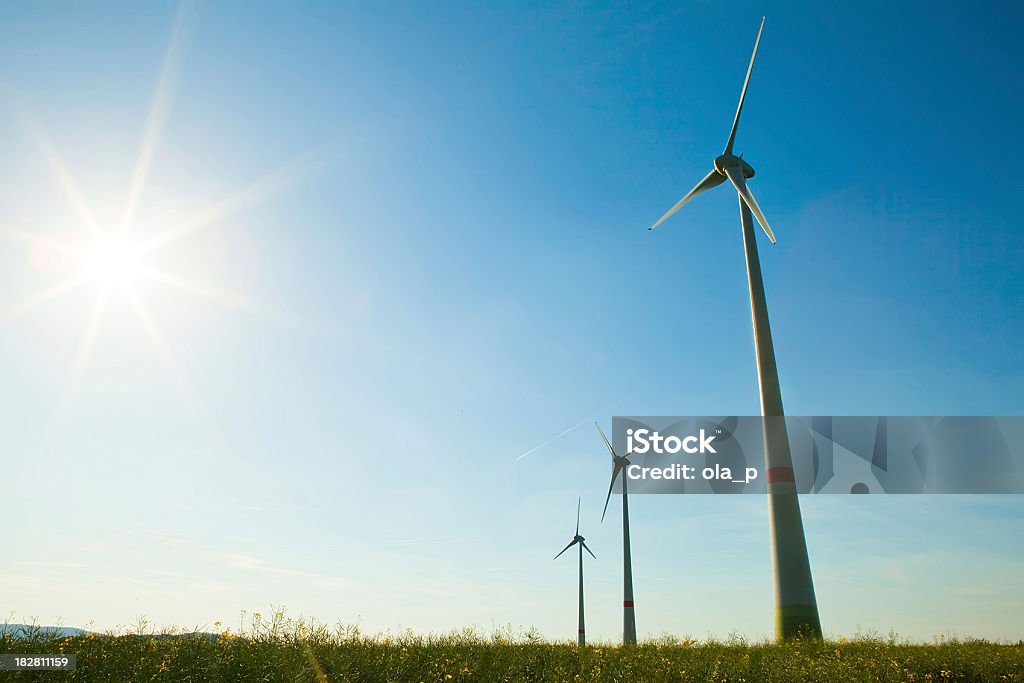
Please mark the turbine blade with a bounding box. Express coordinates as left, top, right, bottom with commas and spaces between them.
554, 539, 577, 560
576, 497, 581, 537
582, 541, 597, 560
595, 422, 618, 459
724, 17, 765, 156
723, 165, 777, 244
649, 169, 726, 230
601, 464, 623, 523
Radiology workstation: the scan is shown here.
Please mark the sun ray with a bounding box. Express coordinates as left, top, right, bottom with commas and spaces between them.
120, 0, 193, 234
142, 266, 295, 324
0, 226, 79, 253
61, 289, 110, 411
123, 286, 197, 409
0, 275, 89, 324
0, 226, 42, 247
125, 286, 191, 400
17, 113, 101, 240
141, 146, 329, 252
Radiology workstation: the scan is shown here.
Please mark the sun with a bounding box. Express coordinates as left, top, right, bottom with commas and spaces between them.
81, 235, 146, 289
0, 2, 321, 410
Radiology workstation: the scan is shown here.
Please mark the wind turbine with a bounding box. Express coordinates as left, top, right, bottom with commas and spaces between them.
648, 18, 823, 640
553, 498, 596, 646
596, 422, 637, 645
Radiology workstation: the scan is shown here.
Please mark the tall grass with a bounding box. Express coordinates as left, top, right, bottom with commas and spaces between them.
3, 610, 1022, 682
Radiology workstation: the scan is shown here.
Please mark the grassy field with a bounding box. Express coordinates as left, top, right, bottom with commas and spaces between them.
3, 615, 1022, 682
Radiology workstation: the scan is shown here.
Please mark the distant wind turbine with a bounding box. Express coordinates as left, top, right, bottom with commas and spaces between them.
553, 498, 596, 646
648, 18, 822, 640
596, 423, 637, 645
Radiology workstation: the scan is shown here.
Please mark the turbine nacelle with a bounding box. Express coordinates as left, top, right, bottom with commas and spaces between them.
554, 498, 597, 560
714, 154, 755, 179
597, 422, 635, 523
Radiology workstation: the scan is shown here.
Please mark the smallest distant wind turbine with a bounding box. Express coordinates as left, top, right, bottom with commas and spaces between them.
554, 498, 596, 646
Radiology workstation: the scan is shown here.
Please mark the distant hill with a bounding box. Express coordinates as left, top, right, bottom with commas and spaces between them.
1, 624, 221, 641
1, 624, 90, 638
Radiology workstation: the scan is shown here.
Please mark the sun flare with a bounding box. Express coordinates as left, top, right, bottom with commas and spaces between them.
0, 2, 315, 412
81, 235, 145, 289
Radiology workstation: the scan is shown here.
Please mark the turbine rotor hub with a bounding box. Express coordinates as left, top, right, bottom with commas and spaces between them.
714, 153, 756, 179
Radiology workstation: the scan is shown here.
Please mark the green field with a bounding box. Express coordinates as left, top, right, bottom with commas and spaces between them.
4, 615, 1023, 683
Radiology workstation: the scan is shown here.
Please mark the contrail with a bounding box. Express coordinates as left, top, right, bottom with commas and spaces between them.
515, 417, 592, 461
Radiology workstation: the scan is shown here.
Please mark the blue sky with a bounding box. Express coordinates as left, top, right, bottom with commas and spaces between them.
0, 0, 1022, 641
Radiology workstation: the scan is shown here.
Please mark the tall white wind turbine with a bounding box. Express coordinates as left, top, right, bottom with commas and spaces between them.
648, 18, 822, 640
553, 498, 596, 646
596, 423, 637, 645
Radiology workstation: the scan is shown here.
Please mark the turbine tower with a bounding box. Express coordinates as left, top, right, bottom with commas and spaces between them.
553, 498, 596, 646
649, 18, 822, 640
596, 423, 637, 645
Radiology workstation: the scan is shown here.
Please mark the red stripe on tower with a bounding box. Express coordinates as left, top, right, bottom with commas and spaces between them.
578, 629, 585, 634
766, 467, 795, 483
623, 601, 634, 608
